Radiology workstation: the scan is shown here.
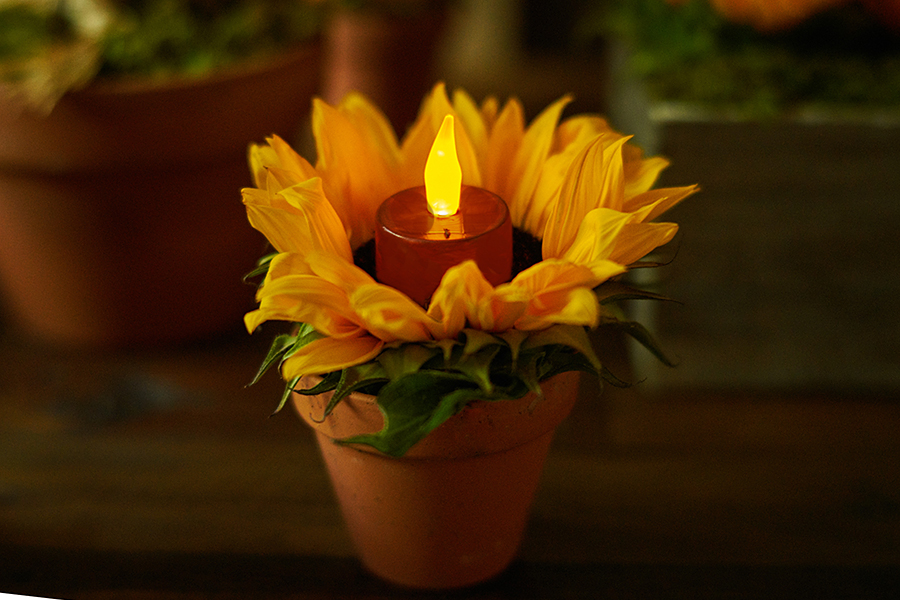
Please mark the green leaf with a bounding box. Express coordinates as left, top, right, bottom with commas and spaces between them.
339, 371, 482, 457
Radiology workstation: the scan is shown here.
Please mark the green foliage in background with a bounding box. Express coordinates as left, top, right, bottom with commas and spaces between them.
99, 0, 321, 78
593, 0, 900, 115
0, 0, 321, 78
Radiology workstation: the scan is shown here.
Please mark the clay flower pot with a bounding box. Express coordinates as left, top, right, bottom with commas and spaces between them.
0, 43, 321, 347
322, 3, 449, 131
292, 370, 580, 589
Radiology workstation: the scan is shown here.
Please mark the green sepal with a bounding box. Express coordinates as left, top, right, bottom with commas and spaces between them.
595, 280, 676, 305
523, 324, 603, 373
271, 375, 301, 416
248, 332, 296, 387
497, 329, 528, 370
293, 371, 341, 396
607, 317, 678, 367
242, 252, 277, 285
249, 323, 320, 388
324, 362, 390, 418
377, 344, 441, 379
453, 342, 502, 394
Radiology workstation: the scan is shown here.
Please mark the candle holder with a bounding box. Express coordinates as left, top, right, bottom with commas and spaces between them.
241, 82, 698, 588
375, 184, 512, 306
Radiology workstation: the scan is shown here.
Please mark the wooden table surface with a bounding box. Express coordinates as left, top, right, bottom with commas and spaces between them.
1, 329, 898, 598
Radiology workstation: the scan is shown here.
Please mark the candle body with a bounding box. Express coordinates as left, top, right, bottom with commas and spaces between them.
375, 185, 512, 306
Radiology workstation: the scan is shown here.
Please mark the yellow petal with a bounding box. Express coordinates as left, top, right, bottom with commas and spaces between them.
242, 178, 353, 260
507, 94, 572, 228
507, 259, 603, 330
624, 152, 669, 198
304, 250, 375, 293
351, 283, 435, 342
482, 96, 525, 200
514, 286, 601, 331
452, 88, 488, 161
254, 272, 363, 338
241, 187, 302, 254
523, 115, 619, 235
428, 261, 528, 336
542, 134, 629, 259
623, 184, 699, 223
248, 143, 278, 189
281, 334, 384, 380
553, 114, 612, 154
561, 207, 631, 266
279, 178, 353, 261
479, 95, 500, 130
268, 134, 318, 181
247, 135, 316, 191
609, 222, 680, 266
313, 97, 401, 248
337, 92, 402, 167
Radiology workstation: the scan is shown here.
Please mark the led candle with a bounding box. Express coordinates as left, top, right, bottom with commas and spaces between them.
375, 115, 513, 306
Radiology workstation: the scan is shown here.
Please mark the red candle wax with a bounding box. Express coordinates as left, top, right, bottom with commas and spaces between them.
375, 184, 513, 306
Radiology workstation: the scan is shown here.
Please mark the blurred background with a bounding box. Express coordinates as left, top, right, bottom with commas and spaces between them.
1, 0, 898, 596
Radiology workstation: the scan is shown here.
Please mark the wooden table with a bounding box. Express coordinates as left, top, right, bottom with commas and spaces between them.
2, 330, 898, 598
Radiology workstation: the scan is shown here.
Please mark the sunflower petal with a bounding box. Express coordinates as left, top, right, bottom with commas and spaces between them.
507, 95, 572, 228
280, 178, 353, 260
623, 184, 699, 223
609, 222, 680, 266
313, 97, 401, 248
254, 273, 362, 338
542, 134, 629, 259
452, 88, 488, 160
624, 151, 669, 198
483, 96, 525, 201
248, 135, 317, 191
282, 335, 384, 380
561, 207, 631, 266
400, 83, 483, 188
351, 283, 435, 342
428, 261, 529, 337
506, 259, 603, 330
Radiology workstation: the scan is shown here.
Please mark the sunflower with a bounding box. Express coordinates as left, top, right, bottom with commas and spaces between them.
243, 82, 697, 455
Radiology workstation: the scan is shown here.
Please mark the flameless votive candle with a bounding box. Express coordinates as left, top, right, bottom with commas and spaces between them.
375, 115, 512, 306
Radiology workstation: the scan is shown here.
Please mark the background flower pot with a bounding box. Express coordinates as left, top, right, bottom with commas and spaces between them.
0, 43, 321, 348
321, 2, 449, 132
293, 370, 580, 589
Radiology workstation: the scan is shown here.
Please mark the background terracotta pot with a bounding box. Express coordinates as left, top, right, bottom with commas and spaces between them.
321, 3, 448, 132
293, 370, 580, 589
0, 44, 321, 348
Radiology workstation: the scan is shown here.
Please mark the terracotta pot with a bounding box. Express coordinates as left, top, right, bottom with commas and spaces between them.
293, 370, 580, 589
322, 4, 448, 132
0, 43, 321, 348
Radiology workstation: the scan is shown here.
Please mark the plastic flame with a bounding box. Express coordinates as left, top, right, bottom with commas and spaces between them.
424, 114, 462, 217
